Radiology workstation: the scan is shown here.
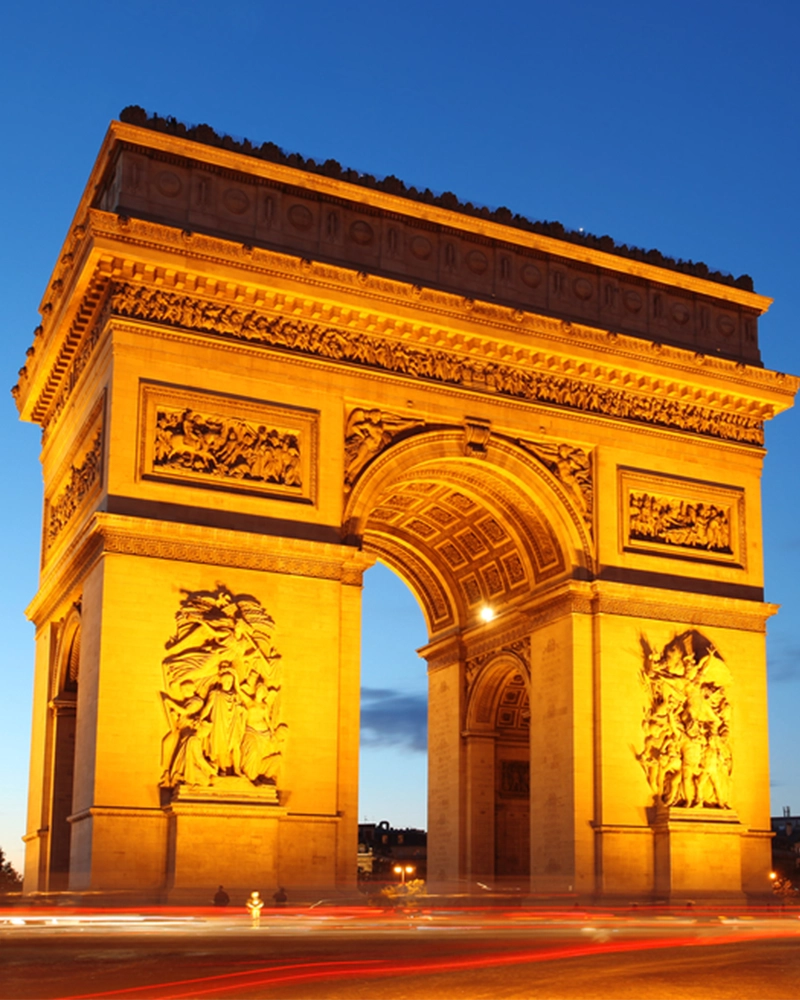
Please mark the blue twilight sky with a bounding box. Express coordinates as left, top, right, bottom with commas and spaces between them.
1, 1, 799, 872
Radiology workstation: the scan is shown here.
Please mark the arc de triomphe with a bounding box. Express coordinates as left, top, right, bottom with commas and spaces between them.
14, 110, 797, 901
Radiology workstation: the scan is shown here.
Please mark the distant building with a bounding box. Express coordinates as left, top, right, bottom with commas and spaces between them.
771, 808, 800, 883
358, 821, 427, 880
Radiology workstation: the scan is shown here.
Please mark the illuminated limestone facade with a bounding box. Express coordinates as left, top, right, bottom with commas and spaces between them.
15, 116, 798, 901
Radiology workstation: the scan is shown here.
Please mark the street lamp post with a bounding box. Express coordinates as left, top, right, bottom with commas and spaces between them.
393, 864, 415, 885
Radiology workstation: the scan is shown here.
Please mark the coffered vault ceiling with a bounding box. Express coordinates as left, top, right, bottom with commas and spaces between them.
362, 472, 566, 635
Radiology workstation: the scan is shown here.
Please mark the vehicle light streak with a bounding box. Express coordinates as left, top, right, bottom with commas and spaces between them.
58, 959, 383, 1000
57, 928, 800, 1000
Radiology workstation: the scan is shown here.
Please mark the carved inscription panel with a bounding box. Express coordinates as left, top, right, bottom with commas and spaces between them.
619, 468, 744, 566
139, 382, 318, 503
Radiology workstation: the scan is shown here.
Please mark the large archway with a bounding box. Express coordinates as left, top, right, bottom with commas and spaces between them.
345, 431, 588, 889
358, 562, 428, 837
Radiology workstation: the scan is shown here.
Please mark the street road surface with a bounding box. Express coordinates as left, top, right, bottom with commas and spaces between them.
2, 906, 800, 999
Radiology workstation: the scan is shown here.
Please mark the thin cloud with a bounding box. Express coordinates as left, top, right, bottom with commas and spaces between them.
767, 642, 800, 683
361, 687, 427, 753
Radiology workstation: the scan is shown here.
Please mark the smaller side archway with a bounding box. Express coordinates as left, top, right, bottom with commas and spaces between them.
47, 605, 81, 890
464, 651, 531, 884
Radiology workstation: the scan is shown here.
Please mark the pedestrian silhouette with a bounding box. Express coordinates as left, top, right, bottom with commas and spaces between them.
213, 885, 230, 906
273, 886, 288, 906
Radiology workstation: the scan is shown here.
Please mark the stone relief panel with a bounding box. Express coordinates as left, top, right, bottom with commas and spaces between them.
636, 630, 732, 810
519, 439, 593, 528
44, 396, 104, 554
344, 407, 425, 489
139, 383, 318, 504
619, 468, 744, 566
160, 585, 286, 799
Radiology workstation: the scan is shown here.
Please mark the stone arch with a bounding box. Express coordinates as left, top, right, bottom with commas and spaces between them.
47, 603, 81, 890
462, 651, 532, 881
52, 604, 81, 700
466, 650, 530, 734
343, 429, 588, 636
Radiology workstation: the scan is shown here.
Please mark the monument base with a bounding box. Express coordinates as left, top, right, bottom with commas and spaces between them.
164, 795, 287, 899
170, 776, 280, 805
653, 805, 745, 903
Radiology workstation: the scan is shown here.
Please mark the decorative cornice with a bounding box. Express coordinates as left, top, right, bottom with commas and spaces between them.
84, 212, 787, 391
27, 512, 369, 627
18, 211, 798, 435
22, 275, 109, 429
99, 279, 767, 446
590, 582, 776, 633
95, 514, 366, 580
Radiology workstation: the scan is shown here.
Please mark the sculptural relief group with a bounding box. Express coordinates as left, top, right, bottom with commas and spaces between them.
46, 428, 103, 546
154, 407, 302, 488
637, 630, 732, 810
160, 586, 287, 791
629, 491, 732, 553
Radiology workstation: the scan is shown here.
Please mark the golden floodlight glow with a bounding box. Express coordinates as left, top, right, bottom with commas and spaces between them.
16, 115, 793, 903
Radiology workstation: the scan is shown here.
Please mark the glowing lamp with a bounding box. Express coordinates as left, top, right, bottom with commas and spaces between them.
479, 606, 495, 623
393, 863, 416, 884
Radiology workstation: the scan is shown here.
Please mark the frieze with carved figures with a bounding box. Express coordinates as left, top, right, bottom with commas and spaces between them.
109, 283, 765, 446
46, 429, 103, 547
620, 468, 744, 565
139, 382, 318, 503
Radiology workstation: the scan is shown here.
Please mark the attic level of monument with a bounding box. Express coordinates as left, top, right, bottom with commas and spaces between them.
13, 121, 792, 447
100, 137, 764, 363
116, 107, 756, 294
24, 117, 770, 383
